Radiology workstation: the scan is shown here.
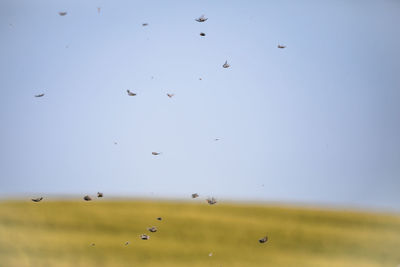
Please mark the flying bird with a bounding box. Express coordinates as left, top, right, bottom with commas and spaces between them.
214, 138, 220, 141
222, 61, 230, 68
206, 197, 217, 205
142, 23, 148, 26
83, 195, 92, 201
259, 236, 268, 243
167, 93, 174, 98
125, 241, 130, 246
140, 234, 150, 240
195, 15, 208, 22
200, 32, 206, 36
199, 78, 202, 80
156, 217, 162, 221
152, 152, 161, 155
127, 90, 136, 96
192, 193, 199, 199
277, 44, 286, 49
148, 226, 157, 233
32, 197, 43, 202
35, 93, 45, 97
58, 12, 67, 16
97, 7, 101, 14
91, 243, 95, 246
97, 192, 103, 198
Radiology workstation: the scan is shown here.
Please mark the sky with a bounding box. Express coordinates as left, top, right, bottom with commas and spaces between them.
0, 0, 399, 211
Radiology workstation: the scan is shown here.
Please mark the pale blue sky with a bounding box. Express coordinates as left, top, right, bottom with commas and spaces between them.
1, 0, 399, 211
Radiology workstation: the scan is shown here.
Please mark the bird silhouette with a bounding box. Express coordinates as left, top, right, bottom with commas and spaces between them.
32, 197, 43, 202
127, 90, 136, 96
195, 15, 208, 22
140, 234, 150, 240
222, 61, 230, 68
206, 197, 217, 205
148, 226, 157, 233
259, 236, 268, 243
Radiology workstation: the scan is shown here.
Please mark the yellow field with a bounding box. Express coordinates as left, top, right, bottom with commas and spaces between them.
0, 200, 399, 267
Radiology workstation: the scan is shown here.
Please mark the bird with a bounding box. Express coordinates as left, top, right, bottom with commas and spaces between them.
259, 236, 268, 243
206, 197, 217, 205
125, 241, 130, 246
58, 12, 67, 16
140, 234, 150, 240
114, 142, 118, 145
97, 7, 101, 14
156, 217, 162, 221
214, 138, 220, 141
195, 15, 208, 22
152, 152, 161, 155
83, 195, 92, 201
90, 243, 95, 246
222, 61, 230, 68
35, 93, 45, 97
192, 193, 199, 199
142, 23, 148, 26
167, 93, 174, 98
148, 226, 157, 233
32, 197, 43, 202
200, 32, 206, 36
97, 192, 103, 198
127, 90, 136, 96
199, 78, 202, 80
277, 44, 286, 49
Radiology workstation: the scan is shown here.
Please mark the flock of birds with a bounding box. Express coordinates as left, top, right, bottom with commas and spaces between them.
30, 10, 280, 250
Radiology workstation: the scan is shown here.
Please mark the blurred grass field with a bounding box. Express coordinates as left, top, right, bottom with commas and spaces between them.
0, 200, 399, 267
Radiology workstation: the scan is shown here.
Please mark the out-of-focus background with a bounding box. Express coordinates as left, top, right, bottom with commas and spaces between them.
1, 0, 400, 266
1, 200, 400, 267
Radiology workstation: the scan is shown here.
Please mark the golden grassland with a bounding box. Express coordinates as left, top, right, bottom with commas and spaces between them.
0, 199, 399, 267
